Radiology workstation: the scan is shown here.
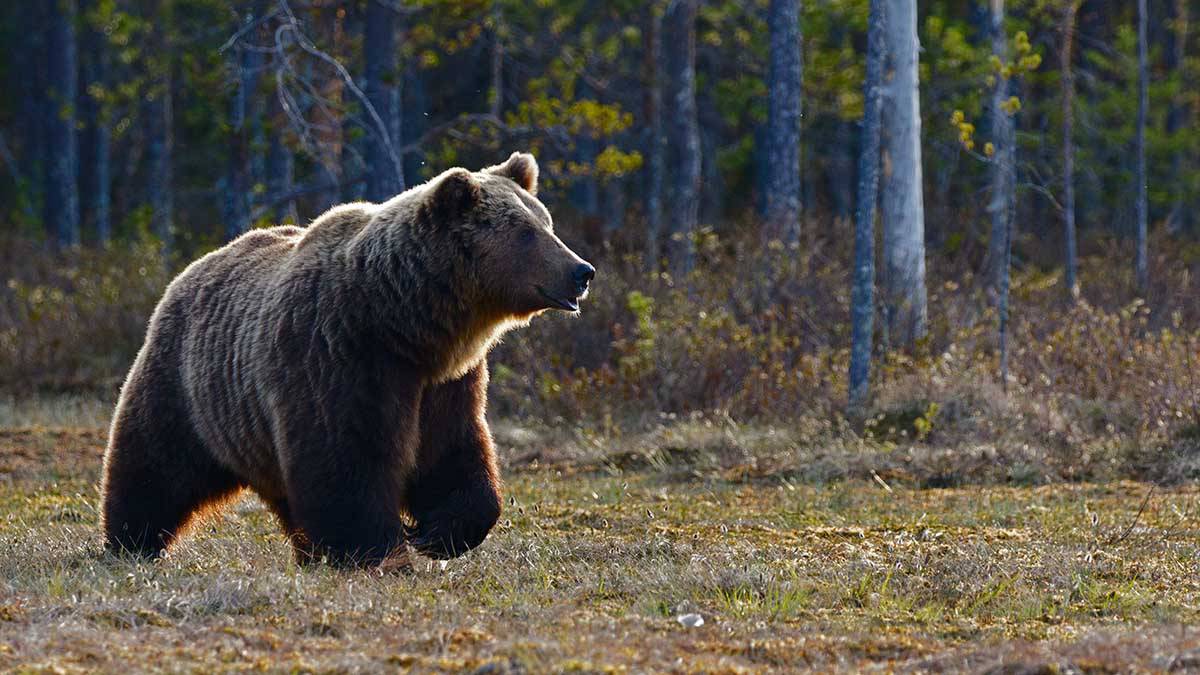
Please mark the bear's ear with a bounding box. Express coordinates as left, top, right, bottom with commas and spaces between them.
430, 168, 482, 220
484, 151, 539, 194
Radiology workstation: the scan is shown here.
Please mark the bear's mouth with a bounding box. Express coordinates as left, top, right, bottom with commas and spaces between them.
536, 286, 581, 312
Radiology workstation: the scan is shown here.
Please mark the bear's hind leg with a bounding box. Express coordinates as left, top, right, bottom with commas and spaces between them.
102, 402, 242, 558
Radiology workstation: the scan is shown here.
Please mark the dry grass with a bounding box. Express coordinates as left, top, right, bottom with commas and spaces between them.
1, 415, 1199, 672
5, 231, 1198, 488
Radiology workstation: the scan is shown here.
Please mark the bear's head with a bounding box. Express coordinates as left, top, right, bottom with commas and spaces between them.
428, 152, 595, 318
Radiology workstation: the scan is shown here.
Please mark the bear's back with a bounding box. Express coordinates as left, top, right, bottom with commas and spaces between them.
165, 224, 316, 491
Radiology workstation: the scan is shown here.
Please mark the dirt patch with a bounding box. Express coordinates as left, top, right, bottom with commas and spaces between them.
0, 427, 106, 481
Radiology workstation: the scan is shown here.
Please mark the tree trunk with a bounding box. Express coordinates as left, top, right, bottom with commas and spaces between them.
849, 0, 886, 418
15, 3, 48, 223
489, 2, 503, 118
339, 3, 364, 203
312, 9, 345, 210
225, 7, 258, 241
1135, 0, 1149, 292
985, 0, 1017, 386
880, 0, 927, 347
570, 81, 600, 218
1062, 1, 1079, 297
664, 0, 700, 278
402, 61, 427, 184
45, 0, 81, 248
1165, 0, 1189, 233
604, 176, 626, 240
364, 0, 403, 202
79, 0, 111, 245
762, 0, 802, 244
267, 90, 298, 224
828, 119, 856, 223
147, 9, 174, 253
985, 0, 1015, 292
643, 2, 665, 269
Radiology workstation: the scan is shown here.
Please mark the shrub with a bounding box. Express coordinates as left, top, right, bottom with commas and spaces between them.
0, 236, 169, 392
2, 225, 1198, 482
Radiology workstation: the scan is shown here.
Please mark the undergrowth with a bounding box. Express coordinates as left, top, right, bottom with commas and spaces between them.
1, 226, 1198, 483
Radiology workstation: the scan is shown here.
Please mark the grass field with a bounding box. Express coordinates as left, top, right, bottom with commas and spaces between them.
1, 417, 1199, 673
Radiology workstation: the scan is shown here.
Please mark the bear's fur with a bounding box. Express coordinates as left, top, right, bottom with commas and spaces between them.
100, 152, 593, 566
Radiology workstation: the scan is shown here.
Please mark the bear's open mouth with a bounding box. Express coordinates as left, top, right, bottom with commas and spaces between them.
536, 286, 580, 312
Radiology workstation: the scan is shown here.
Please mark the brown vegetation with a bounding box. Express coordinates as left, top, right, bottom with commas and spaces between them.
8, 229, 1196, 485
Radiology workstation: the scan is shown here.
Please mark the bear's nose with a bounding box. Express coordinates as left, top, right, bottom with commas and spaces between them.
573, 262, 595, 294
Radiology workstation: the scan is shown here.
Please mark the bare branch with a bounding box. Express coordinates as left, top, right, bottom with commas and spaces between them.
275, 0, 404, 189
218, 8, 280, 54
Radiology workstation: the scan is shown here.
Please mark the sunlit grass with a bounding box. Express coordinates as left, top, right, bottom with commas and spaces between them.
1, 424, 1198, 671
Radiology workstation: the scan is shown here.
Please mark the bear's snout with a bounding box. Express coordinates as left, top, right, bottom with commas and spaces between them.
572, 262, 595, 297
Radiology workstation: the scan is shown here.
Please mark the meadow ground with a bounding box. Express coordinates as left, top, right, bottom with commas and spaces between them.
1, 412, 1199, 673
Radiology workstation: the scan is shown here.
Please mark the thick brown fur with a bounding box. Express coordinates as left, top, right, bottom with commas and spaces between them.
100, 152, 591, 567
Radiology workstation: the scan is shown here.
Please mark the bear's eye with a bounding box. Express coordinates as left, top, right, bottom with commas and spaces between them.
518, 228, 537, 246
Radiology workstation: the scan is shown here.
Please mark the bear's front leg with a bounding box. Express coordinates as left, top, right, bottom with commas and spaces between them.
407, 363, 502, 559
280, 377, 423, 568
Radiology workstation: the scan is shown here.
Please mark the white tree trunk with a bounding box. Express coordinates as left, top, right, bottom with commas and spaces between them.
880, 0, 927, 346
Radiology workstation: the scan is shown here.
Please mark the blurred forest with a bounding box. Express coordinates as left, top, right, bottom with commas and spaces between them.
1, 0, 1199, 480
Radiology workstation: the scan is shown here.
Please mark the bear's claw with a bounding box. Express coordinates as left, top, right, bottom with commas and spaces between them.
405, 517, 484, 560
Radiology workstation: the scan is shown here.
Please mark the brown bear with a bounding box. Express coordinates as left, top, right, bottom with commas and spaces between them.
100, 152, 593, 567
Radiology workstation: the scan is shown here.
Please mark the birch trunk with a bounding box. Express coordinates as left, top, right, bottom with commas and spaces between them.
880, 0, 927, 346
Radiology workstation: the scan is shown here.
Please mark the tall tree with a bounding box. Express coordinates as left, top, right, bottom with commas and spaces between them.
663, 0, 700, 277
267, 93, 298, 224
986, 0, 1017, 387
1061, 0, 1079, 298
1165, 0, 1190, 233
880, 0, 926, 346
762, 0, 802, 244
224, 5, 260, 241
364, 0, 404, 202
489, 1, 503, 119
643, 2, 665, 269
79, 0, 111, 245
14, 3, 48, 223
45, 0, 81, 248
146, 3, 174, 251
849, 0, 886, 418
570, 80, 600, 218
985, 0, 1016, 292
1135, 0, 1149, 292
